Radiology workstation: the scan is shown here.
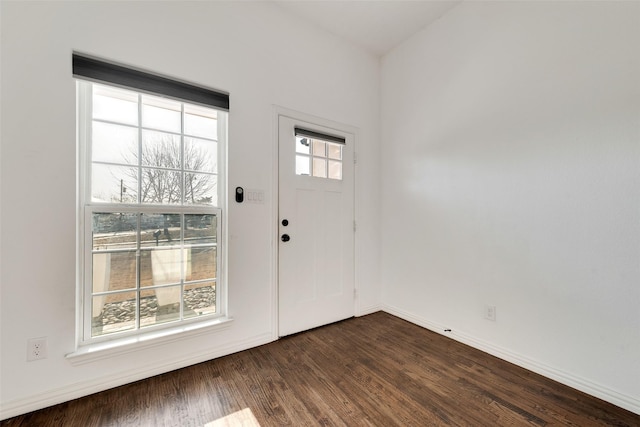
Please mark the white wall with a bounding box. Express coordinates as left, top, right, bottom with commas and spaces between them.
381, 1, 640, 413
0, 1, 381, 418
4, 0, 637, 419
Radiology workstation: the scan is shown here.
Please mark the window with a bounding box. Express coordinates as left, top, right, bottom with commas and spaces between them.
75, 55, 228, 343
294, 127, 344, 180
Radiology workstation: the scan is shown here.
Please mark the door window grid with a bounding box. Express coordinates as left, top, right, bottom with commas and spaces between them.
295, 136, 343, 180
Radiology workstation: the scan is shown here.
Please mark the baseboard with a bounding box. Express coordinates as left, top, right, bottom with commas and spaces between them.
0, 332, 275, 421
382, 304, 640, 416
356, 303, 382, 317
5, 311, 638, 419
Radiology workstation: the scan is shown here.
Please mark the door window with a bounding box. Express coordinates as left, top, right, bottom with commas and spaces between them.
295, 136, 343, 180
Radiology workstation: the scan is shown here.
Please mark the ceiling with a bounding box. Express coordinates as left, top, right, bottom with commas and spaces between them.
273, 1, 462, 56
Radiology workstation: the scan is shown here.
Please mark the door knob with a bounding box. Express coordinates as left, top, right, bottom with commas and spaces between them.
281, 234, 290, 242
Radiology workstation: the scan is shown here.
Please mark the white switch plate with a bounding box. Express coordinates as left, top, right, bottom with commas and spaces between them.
245, 189, 265, 204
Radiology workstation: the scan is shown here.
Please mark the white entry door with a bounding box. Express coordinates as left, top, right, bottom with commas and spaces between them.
278, 115, 355, 337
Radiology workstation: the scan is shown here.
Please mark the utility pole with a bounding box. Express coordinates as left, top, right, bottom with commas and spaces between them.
120, 179, 126, 203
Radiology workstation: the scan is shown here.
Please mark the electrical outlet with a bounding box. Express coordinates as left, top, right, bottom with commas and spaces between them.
485, 305, 497, 321
27, 337, 48, 361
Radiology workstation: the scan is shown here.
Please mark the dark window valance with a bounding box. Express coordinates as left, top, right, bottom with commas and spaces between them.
294, 127, 346, 145
73, 53, 229, 111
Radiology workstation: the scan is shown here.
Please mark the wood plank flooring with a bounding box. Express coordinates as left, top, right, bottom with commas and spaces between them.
2, 312, 639, 426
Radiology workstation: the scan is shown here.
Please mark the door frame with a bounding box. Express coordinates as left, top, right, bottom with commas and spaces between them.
271, 106, 359, 339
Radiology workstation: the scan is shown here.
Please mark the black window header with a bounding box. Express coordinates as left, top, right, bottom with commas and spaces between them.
294, 127, 346, 145
73, 53, 229, 111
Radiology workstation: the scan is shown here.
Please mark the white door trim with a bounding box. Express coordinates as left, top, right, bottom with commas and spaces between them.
271, 105, 358, 339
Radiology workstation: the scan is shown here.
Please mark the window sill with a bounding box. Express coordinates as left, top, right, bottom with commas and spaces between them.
66, 317, 233, 366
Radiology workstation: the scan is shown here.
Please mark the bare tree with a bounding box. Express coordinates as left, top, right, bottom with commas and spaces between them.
120, 137, 215, 204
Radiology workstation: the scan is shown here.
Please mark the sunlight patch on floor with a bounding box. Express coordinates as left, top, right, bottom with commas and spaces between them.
204, 408, 261, 427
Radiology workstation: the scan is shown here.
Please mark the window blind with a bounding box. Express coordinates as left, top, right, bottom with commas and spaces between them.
72, 53, 229, 111
294, 127, 346, 145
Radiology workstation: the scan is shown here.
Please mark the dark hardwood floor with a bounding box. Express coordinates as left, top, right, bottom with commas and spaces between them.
3, 312, 639, 426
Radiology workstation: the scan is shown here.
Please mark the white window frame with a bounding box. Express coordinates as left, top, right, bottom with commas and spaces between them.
76, 80, 228, 346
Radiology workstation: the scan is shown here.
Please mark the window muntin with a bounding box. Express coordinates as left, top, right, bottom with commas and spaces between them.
90, 210, 219, 337
89, 84, 219, 206
295, 136, 343, 180
79, 80, 226, 342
